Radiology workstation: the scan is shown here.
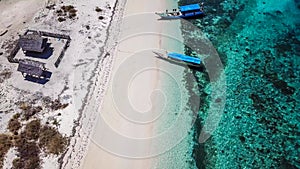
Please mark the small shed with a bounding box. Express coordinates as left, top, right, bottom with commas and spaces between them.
19, 34, 47, 53
17, 59, 46, 77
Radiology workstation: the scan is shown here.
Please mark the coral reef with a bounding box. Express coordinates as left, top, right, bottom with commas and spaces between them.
179, 0, 300, 168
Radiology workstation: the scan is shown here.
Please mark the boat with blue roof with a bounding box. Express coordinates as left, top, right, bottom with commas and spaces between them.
155, 3, 205, 19
153, 50, 202, 67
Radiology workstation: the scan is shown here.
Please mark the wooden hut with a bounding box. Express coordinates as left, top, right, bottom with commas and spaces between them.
17, 59, 46, 78
19, 34, 47, 53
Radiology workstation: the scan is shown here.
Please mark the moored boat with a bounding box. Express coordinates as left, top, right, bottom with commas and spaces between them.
153, 50, 202, 67
155, 3, 205, 20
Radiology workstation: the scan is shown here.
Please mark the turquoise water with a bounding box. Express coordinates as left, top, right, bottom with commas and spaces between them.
178, 0, 300, 168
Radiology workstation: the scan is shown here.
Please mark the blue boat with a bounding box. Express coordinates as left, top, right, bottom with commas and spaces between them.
155, 3, 205, 19
153, 51, 202, 67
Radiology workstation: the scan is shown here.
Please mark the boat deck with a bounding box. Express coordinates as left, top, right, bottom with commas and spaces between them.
168, 52, 201, 65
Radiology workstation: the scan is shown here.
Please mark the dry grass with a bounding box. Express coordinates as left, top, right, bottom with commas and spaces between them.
45, 3, 56, 10
57, 5, 77, 21
8, 118, 21, 134
12, 158, 22, 169
19, 102, 29, 111
0, 99, 70, 167
61, 5, 74, 12
13, 113, 21, 119
14, 139, 40, 169
0, 69, 12, 83
0, 134, 12, 168
18, 103, 42, 120
58, 17, 66, 22
50, 99, 68, 111
39, 126, 68, 155
23, 119, 41, 141
69, 12, 77, 19
23, 106, 42, 120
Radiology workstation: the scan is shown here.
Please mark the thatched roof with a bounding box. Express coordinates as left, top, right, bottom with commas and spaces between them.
17, 59, 45, 77
19, 34, 47, 53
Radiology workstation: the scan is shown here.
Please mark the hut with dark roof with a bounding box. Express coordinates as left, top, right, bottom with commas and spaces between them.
17, 59, 46, 78
19, 34, 47, 53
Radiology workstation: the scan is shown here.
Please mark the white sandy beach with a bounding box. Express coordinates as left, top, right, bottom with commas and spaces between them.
0, 0, 194, 168
77, 0, 189, 168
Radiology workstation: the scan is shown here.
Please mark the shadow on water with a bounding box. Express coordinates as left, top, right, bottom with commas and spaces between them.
24, 71, 52, 84
25, 43, 54, 59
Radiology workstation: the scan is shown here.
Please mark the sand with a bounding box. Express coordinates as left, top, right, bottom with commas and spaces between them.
0, 0, 186, 168
76, 0, 186, 168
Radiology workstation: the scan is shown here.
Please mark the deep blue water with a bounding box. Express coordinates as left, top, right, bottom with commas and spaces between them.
178, 0, 300, 168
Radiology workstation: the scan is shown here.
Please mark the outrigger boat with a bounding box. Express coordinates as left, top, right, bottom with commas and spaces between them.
155, 3, 205, 19
153, 50, 201, 67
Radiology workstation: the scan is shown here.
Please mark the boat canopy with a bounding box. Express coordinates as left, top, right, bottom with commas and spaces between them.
168, 52, 201, 64
179, 4, 201, 13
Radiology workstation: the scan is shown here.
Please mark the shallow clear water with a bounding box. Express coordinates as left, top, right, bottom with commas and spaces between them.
178, 0, 300, 168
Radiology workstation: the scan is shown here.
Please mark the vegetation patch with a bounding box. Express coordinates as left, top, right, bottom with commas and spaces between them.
49, 99, 69, 111
95, 6, 103, 12
39, 126, 68, 155
18, 102, 42, 120
0, 134, 12, 168
46, 3, 56, 10
23, 119, 41, 141
14, 139, 40, 169
0, 69, 12, 83
0, 97, 69, 167
56, 5, 77, 22
8, 118, 21, 134
0, 70, 12, 79
58, 17, 66, 22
